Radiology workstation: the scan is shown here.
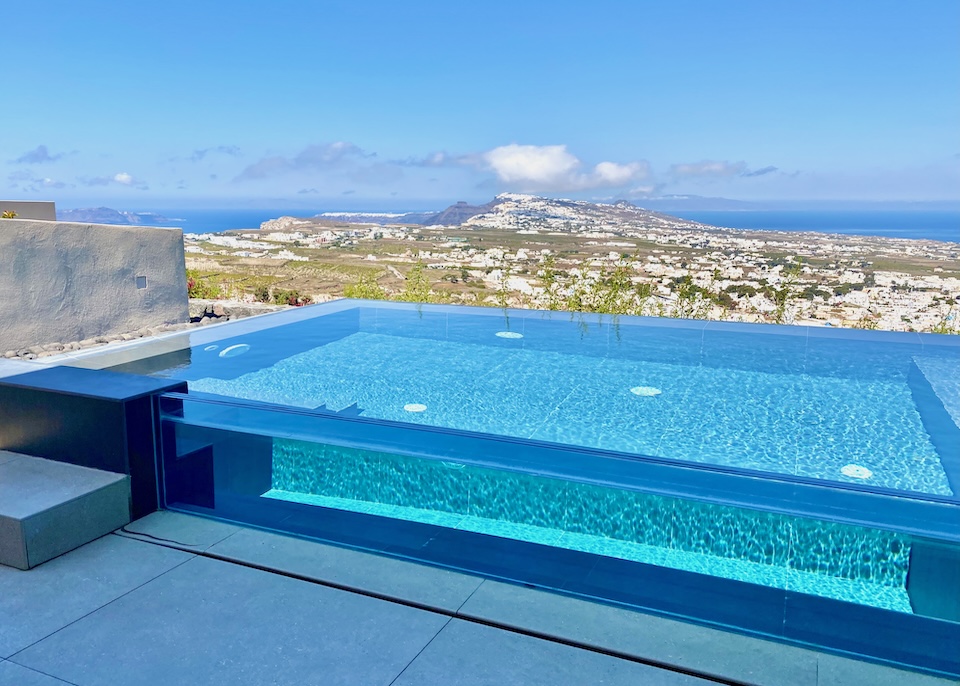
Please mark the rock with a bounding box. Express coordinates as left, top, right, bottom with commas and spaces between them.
3, 350, 16, 358
95, 336, 110, 344
21, 352, 36, 360
42, 343, 65, 352
28, 346, 45, 355
212, 303, 226, 317
198, 317, 214, 326
78, 338, 100, 347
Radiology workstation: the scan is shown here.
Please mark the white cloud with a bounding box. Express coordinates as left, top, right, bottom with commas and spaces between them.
480, 144, 649, 192
6, 169, 71, 192
669, 160, 748, 178
482, 145, 580, 186
79, 172, 148, 190
235, 142, 370, 181
627, 184, 660, 197
594, 161, 648, 186
12, 145, 66, 164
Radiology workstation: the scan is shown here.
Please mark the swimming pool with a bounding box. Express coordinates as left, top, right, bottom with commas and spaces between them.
85, 300, 960, 675
114, 300, 959, 498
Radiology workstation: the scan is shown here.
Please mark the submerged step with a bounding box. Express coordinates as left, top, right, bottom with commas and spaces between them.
0, 451, 130, 569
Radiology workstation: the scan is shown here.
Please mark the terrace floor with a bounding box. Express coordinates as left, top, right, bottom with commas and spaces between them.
1, 512, 955, 686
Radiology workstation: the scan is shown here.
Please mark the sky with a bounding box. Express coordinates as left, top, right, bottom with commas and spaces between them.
2, 0, 959, 210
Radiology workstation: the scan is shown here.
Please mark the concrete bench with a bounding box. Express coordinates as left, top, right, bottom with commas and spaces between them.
0, 451, 130, 569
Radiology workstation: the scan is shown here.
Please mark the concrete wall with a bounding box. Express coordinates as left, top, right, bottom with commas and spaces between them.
0, 201, 56, 220
0, 220, 189, 351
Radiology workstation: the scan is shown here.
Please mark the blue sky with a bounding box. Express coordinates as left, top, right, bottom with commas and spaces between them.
3, 0, 958, 210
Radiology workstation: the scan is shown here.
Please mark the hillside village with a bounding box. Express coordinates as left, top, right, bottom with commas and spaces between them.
183, 193, 960, 333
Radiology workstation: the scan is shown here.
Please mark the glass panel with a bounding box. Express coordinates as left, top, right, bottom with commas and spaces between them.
158, 391, 960, 677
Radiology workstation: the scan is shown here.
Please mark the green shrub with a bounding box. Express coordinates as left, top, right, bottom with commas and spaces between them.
344, 274, 386, 300
185, 270, 222, 299
253, 284, 271, 303
272, 289, 313, 306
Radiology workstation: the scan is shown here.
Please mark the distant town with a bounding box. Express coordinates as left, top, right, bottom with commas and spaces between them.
181, 194, 960, 334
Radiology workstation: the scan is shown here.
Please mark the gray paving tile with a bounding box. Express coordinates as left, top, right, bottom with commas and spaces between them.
115, 510, 240, 551
208, 526, 484, 612
13, 555, 450, 686
816, 653, 959, 686
0, 535, 192, 658
458, 580, 818, 686
0, 660, 73, 685
393, 618, 710, 686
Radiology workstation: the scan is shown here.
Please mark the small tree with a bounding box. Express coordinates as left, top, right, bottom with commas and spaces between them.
395, 259, 433, 303
1, 210, 17, 219
344, 273, 386, 300
768, 258, 803, 325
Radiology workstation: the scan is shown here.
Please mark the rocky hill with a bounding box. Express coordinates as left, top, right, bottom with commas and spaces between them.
421, 200, 497, 226
455, 193, 706, 232
312, 194, 706, 232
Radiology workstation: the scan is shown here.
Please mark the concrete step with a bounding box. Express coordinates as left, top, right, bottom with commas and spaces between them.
0, 451, 130, 569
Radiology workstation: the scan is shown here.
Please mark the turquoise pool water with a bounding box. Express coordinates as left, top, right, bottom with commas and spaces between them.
266, 437, 914, 613
190, 330, 952, 495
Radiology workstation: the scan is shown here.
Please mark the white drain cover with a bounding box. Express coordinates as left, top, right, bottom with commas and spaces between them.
841, 464, 873, 479
404, 403, 427, 413
631, 386, 662, 397
495, 331, 523, 339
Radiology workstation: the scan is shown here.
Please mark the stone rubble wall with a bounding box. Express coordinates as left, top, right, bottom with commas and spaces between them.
3, 299, 286, 360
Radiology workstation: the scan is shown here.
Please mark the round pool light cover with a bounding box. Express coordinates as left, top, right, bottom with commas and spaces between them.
630, 386, 662, 397
495, 331, 523, 339
219, 343, 251, 358
841, 464, 873, 479
404, 403, 427, 413
204, 345, 219, 352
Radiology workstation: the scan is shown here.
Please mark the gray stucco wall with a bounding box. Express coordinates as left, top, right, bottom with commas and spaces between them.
0, 220, 189, 351
0, 201, 56, 220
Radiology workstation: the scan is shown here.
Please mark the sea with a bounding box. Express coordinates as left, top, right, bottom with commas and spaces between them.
159, 208, 959, 243
667, 210, 959, 242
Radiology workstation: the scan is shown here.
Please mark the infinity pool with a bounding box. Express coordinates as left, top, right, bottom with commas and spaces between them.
120, 301, 959, 498
93, 301, 959, 675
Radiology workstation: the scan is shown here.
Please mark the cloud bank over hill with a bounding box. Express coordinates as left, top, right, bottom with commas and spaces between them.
6, 138, 958, 206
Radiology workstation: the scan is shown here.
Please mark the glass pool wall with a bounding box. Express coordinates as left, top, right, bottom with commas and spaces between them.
158, 392, 960, 678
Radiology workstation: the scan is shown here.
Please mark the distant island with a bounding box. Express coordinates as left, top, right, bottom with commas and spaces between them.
57, 207, 177, 226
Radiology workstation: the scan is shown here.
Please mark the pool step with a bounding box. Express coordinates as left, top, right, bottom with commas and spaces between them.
908, 358, 960, 494
312, 402, 365, 418
0, 451, 130, 569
